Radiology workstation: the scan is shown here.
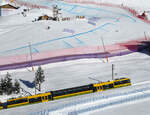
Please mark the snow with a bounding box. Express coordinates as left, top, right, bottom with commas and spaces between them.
0, 0, 149, 57
0, 1, 8, 6
0, 0, 150, 115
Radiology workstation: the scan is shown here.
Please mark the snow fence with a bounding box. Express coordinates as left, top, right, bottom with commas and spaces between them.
63, 0, 150, 24
5, 0, 150, 23
0, 37, 149, 70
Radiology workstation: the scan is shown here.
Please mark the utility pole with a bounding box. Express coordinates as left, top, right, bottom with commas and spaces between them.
28, 42, 34, 72
101, 36, 108, 62
144, 32, 147, 41
112, 64, 114, 80
34, 81, 36, 95
28, 42, 36, 94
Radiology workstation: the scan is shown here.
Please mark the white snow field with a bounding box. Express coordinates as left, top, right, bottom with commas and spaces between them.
0, 0, 150, 70
0, 0, 150, 115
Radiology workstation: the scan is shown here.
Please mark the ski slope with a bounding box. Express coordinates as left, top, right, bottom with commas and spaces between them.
1, 52, 150, 115
0, 0, 150, 115
0, 0, 150, 70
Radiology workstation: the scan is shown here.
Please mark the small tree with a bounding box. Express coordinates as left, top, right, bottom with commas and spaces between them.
34, 66, 45, 91
0, 78, 3, 95
0, 74, 21, 95
5, 72, 13, 95
2, 77, 7, 94
13, 79, 20, 94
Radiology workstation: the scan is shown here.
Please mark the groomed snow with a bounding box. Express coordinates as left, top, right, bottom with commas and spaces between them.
0, 0, 150, 115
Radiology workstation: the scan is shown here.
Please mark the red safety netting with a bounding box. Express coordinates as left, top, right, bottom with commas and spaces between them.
0, 37, 149, 67
1, 0, 150, 70
63, 0, 150, 24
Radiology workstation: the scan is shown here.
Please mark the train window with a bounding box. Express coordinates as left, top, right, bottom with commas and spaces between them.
29, 97, 42, 103
114, 80, 130, 85
114, 81, 121, 85
103, 85, 109, 90
64, 90, 68, 95
7, 98, 28, 105
52, 91, 65, 96
7, 101, 16, 105
74, 88, 81, 92
45, 96, 48, 100
122, 80, 130, 83
48, 95, 52, 100
67, 89, 73, 94
52, 84, 93, 96
15, 98, 28, 104
102, 84, 113, 90
109, 84, 114, 88
75, 86, 92, 92
72, 88, 85, 93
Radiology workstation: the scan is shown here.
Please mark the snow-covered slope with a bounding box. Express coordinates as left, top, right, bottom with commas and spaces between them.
1, 0, 150, 70
0, 0, 150, 115
1, 0, 150, 57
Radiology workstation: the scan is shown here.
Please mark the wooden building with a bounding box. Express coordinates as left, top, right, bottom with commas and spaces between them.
0, 4, 18, 9
0, 4, 19, 16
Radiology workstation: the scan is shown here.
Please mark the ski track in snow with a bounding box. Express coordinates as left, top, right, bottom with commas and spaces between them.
1, 0, 148, 70
1, 0, 150, 115
1, 0, 137, 54
56, 1, 136, 22
31, 84, 150, 115
1, 22, 115, 54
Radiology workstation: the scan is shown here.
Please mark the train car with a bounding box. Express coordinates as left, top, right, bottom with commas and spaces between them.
51, 84, 94, 100
7, 97, 29, 108
6, 92, 52, 108
93, 80, 114, 92
93, 78, 131, 92
0, 102, 3, 109
0, 78, 131, 110
28, 92, 52, 104
113, 78, 131, 88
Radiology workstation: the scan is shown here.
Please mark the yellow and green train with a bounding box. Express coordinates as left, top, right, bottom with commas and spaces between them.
0, 77, 131, 109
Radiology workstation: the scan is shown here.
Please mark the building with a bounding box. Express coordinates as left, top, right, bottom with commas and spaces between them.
0, 4, 18, 9
0, 3, 19, 16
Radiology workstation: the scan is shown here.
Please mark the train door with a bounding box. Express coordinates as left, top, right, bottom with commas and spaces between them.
2, 102, 7, 109
41, 95, 48, 102
96, 86, 103, 92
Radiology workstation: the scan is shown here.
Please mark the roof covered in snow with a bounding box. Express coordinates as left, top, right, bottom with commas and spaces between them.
0, 1, 9, 6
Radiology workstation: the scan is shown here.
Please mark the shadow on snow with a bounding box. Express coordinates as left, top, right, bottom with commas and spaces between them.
19, 79, 35, 88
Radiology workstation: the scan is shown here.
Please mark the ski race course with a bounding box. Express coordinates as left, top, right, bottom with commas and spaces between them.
1, 1, 150, 115
0, 0, 150, 70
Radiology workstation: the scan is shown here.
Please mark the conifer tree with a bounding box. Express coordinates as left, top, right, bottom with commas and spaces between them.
34, 66, 45, 91
5, 72, 13, 95
2, 77, 7, 94
0, 74, 21, 95
0, 78, 3, 95
13, 79, 20, 94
